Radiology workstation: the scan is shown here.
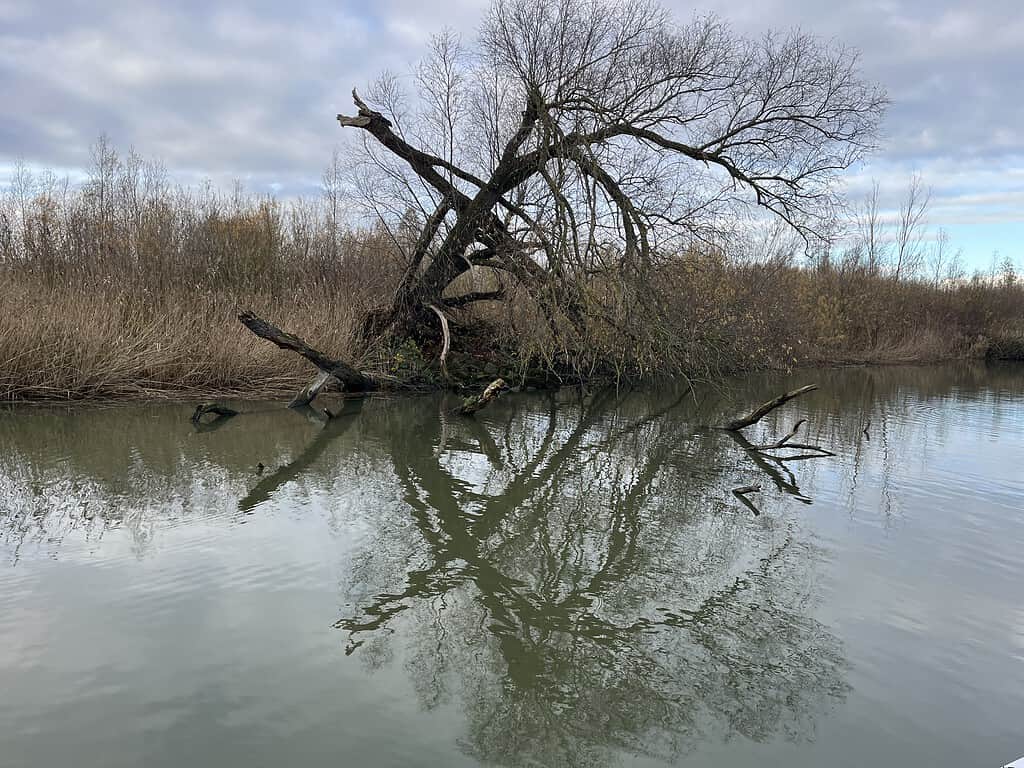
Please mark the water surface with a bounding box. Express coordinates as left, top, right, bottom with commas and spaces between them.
1, 364, 1023, 767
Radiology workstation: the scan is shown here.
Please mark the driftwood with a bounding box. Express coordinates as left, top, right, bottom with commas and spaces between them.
765, 445, 836, 461
752, 419, 806, 450
746, 418, 836, 462
721, 399, 836, 508
238, 310, 375, 407
732, 484, 762, 495
719, 384, 818, 431
191, 402, 239, 424
731, 484, 763, 516
290, 371, 335, 410
458, 378, 508, 416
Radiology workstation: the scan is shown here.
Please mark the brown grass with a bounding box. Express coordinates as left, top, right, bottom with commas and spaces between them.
0, 275, 360, 400
2, 147, 1022, 401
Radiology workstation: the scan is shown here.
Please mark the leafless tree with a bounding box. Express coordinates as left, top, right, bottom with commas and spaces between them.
927, 227, 951, 287
945, 247, 966, 284
321, 148, 346, 261
891, 173, 930, 281
243, 0, 886, 383
857, 180, 886, 275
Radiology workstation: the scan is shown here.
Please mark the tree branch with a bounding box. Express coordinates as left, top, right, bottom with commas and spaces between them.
719, 384, 818, 431
238, 310, 375, 395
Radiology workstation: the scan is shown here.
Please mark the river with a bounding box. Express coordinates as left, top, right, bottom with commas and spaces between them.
1, 363, 1022, 767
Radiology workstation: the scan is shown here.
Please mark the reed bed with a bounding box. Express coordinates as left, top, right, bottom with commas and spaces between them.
2, 148, 1021, 401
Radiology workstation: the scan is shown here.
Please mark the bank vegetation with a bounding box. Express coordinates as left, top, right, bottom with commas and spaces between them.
2, 149, 1019, 402
1, 0, 1021, 401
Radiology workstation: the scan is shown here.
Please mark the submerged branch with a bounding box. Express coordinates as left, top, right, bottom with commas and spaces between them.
289, 371, 335, 409
239, 400, 364, 512
753, 419, 807, 449
458, 378, 508, 416
191, 402, 239, 424
725, 429, 813, 504
732, 484, 763, 516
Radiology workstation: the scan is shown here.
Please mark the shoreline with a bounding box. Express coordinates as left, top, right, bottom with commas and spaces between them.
4, 354, 1021, 407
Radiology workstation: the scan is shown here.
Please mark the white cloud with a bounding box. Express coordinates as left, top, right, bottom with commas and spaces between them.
0, 0, 1020, 262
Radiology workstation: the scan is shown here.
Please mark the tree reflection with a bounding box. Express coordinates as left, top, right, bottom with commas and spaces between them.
337, 390, 850, 766
8, 364, 1019, 763
238, 400, 364, 512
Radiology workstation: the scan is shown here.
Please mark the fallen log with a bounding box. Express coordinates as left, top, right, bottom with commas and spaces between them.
457, 378, 507, 416
719, 384, 818, 431
238, 310, 375, 406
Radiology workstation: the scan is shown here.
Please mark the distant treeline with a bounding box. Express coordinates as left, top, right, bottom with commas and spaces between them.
1, 144, 1021, 401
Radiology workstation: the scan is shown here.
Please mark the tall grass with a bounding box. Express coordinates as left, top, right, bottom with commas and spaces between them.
2, 144, 1022, 400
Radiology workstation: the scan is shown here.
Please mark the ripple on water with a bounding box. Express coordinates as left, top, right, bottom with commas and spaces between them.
1, 370, 1024, 768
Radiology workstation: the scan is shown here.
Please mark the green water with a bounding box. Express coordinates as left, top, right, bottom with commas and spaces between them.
1, 364, 1023, 767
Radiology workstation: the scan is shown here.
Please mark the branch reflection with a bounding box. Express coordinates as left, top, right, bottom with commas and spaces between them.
337, 389, 849, 766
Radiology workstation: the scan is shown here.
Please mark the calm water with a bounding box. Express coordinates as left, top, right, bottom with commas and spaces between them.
1, 364, 1023, 768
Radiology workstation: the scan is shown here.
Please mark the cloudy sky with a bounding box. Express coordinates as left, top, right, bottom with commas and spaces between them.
1, 0, 1021, 267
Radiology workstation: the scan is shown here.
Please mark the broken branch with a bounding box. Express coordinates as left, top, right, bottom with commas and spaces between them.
720, 385, 818, 431
427, 304, 451, 379
457, 378, 508, 416
732, 484, 763, 516
768, 445, 837, 461
752, 419, 807, 450
238, 310, 375, 404
191, 402, 238, 424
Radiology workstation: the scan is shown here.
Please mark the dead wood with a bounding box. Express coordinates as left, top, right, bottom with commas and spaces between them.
427, 304, 451, 379
457, 378, 508, 416
746, 416, 835, 461
719, 384, 818, 431
725, 430, 812, 504
732, 484, 763, 516
238, 310, 375, 406
752, 419, 806, 450
239, 399, 364, 512
768, 446, 837, 461
191, 402, 239, 424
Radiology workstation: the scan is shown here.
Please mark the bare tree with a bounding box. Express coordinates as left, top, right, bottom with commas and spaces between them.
321, 148, 346, 261
858, 180, 886, 275
891, 173, 930, 281
242, 0, 886, 391
945, 247, 966, 284
927, 227, 951, 287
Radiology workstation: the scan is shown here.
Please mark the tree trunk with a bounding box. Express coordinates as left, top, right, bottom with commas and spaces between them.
238, 311, 375, 404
